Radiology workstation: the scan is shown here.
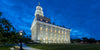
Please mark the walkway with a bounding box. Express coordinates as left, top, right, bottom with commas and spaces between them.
10, 44, 41, 50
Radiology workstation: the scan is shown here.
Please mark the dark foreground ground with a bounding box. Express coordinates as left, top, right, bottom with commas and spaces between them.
0, 46, 11, 50
27, 44, 100, 50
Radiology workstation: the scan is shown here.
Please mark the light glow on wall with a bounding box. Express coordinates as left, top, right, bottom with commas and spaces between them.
55, 30, 56, 33
40, 37, 42, 40
46, 28, 48, 32
40, 27, 42, 31
62, 31, 63, 34
40, 19, 42, 21
46, 37, 48, 40
50, 37, 53, 40
65, 32, 66, 35
50, 29, 52, 32
46, 20, 48, 23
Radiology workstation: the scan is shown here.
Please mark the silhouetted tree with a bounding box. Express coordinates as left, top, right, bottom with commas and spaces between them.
88, 38, 96, 43
71, 39, 81, 43
0, 12, 32, 46
82, 37, 88, 43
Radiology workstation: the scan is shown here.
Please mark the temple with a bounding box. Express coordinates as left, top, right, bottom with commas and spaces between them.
30, 3, 71, 43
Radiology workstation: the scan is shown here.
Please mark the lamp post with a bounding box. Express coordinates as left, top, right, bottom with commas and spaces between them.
19, 31, 23, 50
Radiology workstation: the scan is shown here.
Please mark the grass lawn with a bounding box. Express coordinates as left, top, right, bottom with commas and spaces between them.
27, 44, 100, 50
0, 46, 11, 50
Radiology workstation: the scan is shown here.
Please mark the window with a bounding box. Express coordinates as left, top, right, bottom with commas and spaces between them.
40, 19, 42, 21
46, 28, 48, 32
55, 30, 56, 33
65, 32, 66, 35
46, 37, 48, 40
62, 31, 63, 34
55, 38, 56, 40
40, 27, 42, 31
50, 37, 53, 40
65, 40, 67, 42
40, 37, 42, 40
50, 29, 52, 32
62, 38, 63, 40
46, 20, 48, 23
46, 42, 48, 44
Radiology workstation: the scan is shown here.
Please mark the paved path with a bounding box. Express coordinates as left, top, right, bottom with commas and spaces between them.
10, 44, 41, 50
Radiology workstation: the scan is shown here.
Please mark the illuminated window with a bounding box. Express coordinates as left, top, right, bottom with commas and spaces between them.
40, 37, 42, 40
46, 42, 48, 44
55, 30, 56, 33
46, 28, 48, 32
50, 29, 52, 32
58, 31, 60, 34
55, 38, 56, 40
46, 37, 48, 40
55, 41, 57, 43
62, 39, 64, 42
62, 38, 63, 41
46, 20, 48, 23
40, 19, 42, 21
40, 27, 42, 31
65, 40, 67, 42
50, 37, 53, 40
65, 32, 66, 35
62, 31, 63, 34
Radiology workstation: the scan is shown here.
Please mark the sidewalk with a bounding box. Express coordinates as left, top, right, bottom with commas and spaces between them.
10, 44, 41, 50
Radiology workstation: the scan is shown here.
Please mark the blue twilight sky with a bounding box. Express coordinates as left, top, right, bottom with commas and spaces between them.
0, 0, 100, 40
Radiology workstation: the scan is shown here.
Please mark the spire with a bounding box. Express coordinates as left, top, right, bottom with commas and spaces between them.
38, 2, 40, 6
35, 2, 44, 16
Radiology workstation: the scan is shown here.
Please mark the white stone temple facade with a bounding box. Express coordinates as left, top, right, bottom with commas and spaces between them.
31, 3, 71, 43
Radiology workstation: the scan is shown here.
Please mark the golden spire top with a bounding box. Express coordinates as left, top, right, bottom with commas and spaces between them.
38, 2, 40, 6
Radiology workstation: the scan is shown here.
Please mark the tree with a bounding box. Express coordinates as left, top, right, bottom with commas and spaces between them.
0, 12, 32, 46
0, 12, 19, 46
88, 38, 96, 43
82, 37, 88, 43
71, 39, 81, 43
